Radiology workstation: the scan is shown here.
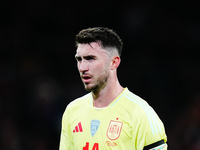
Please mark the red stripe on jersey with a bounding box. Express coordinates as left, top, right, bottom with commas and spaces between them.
78, 122, 83, 132
75, 126, 79, 132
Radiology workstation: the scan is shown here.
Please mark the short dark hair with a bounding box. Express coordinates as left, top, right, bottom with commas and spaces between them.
75, 27, 123, 56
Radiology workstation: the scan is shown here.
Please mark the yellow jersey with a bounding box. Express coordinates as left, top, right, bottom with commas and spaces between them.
59, 88, 167, 150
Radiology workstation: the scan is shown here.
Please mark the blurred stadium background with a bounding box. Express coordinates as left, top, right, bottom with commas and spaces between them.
0, 0, 200, 149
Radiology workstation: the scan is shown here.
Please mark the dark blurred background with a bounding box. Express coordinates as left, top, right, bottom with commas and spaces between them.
0, 0, 200, 149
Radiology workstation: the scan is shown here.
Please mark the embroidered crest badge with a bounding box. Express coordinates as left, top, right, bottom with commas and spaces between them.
90, 120, 100, 137
107, 120, 123, 140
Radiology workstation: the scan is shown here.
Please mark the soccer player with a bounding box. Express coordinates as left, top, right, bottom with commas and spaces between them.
59, 27, 167, 150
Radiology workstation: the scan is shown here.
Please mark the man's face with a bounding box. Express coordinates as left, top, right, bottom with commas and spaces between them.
75, 42, 111, 92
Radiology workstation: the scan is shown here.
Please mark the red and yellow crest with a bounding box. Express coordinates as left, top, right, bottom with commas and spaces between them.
107, 120, 123, 140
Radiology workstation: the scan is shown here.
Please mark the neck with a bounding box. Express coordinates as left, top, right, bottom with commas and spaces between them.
92, 78, 124, 108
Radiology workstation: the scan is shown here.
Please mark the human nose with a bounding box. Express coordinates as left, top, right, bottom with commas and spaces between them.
78, 60, 88, 72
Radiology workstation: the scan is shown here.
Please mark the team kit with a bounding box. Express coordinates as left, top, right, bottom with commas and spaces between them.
59, 88, 167, 149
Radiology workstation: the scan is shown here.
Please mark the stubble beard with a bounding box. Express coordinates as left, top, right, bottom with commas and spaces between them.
84, 71, 109, 93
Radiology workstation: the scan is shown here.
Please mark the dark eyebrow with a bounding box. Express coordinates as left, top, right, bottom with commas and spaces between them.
75, 55, 81, 61
75, 55, 96, 61
84, 55, 96, 60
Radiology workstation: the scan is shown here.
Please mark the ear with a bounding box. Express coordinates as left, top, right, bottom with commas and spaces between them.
110, 56, 121, 70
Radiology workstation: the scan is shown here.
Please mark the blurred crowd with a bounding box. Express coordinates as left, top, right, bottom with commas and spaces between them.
0, 0, 200, 149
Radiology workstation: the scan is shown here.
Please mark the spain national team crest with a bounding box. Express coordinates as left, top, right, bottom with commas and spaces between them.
107, 120, 123, 140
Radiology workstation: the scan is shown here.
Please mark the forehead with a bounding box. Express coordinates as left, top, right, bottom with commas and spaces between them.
76, 42, 108, 56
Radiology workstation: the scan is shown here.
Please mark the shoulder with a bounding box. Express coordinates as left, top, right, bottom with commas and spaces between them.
124, 89, 164, 133
66, 93, 91, 110
123, 89, 152, 115
62, 93, 91, 122
124, 89, 167, 146
62, 93, 91, 117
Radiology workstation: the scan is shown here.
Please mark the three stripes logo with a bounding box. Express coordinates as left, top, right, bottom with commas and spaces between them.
73, 122, 83, 133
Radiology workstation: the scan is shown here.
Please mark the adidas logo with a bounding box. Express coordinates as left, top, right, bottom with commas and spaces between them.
73, 122, 83, 133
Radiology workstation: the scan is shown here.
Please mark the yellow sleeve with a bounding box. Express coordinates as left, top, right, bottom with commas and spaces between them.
135, 106, 167, 149
59, 108, 73, 150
